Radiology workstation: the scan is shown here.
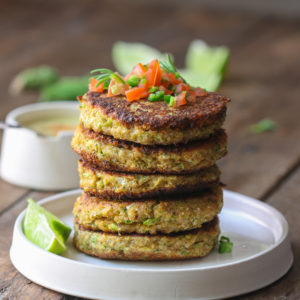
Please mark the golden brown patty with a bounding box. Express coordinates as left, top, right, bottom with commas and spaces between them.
73, 187, 223, 234
78, 160, 220, 200
71, 126, 227, 174
79, 92, 230, 145
73, 218, 219, 260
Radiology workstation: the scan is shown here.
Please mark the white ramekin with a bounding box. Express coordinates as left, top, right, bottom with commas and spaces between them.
0, 101, 80, 191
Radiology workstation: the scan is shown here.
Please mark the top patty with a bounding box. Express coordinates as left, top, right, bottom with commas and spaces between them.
79, 92, 230, 145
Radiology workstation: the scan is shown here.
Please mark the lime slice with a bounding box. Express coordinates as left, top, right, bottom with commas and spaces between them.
185, 40, 229, 78
179, 69, 221, 91
23, 199, 71, 254
112, 41, 165, 75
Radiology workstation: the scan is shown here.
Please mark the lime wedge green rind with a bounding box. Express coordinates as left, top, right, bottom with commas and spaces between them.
23, 199, 71, 254
185, 39, 230, 78
112, 41, 166, 75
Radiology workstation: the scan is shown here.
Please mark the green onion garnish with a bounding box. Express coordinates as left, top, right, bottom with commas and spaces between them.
218, 236, 233, 253
164, 95, 171, 103
169, 96, 175, 107
149, 86, 158, 93
127, 75, 140, 87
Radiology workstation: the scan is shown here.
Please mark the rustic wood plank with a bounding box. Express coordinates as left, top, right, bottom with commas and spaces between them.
219, 20, 300, 199
234, 165, 300, 299
0, 179, 29, 214
0, 191, 67, 300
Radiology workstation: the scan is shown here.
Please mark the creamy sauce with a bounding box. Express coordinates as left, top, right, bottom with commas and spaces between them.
24, 115, 78, 136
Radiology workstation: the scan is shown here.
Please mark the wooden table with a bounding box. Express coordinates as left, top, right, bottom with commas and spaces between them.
0, 1, 299, 299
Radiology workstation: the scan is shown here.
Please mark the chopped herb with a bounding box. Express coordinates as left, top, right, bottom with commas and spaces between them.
124, 220, 133, 224
127, 75, 140, 87
218, 236, 233, 253
250, 118, 277, 134
164, 95, 171, 103
159, 54, 186, 83
148, 91, 164, 102
143, 218, 160, 226
149, 86, 158, 93
91, 68, 125, 86
169, 96, 175, 107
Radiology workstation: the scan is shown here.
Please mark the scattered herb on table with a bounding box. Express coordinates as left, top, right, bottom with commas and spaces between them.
250, 118, 277, 134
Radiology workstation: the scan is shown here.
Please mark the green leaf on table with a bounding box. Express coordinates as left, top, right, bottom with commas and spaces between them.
39, 76, 89, 101
9, 65, 59, 95
250, 118, 277, 134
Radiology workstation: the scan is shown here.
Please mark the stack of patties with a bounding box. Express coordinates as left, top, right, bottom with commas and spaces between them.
71, 59, 230, 260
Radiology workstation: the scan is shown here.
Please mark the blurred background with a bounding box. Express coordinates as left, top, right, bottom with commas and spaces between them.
1, 0, 300, 199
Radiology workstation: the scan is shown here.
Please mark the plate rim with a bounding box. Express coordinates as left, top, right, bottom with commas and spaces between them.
12, 188, 292, 273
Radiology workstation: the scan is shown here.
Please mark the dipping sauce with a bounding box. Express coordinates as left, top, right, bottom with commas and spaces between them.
23, 115, 78, 136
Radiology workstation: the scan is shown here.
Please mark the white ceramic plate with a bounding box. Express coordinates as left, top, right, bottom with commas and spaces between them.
10, 189, 293, 300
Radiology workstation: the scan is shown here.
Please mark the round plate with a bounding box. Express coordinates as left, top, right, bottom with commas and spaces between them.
10, 189, 293, 300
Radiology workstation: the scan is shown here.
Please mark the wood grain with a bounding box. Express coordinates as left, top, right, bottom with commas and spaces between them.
0, 0, 299, 299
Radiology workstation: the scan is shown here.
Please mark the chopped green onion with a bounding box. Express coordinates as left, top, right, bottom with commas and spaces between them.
250, 118, 277, 134
127, 75, 140, 87
169, 96, 175, 107
148, 93, 157, 101
149, 86, 158, 93
148, 90, 165, 102
141, 78, 147, 84
164, 95, 171, 103
218, 235, 233, 253
155, 90, 165, 100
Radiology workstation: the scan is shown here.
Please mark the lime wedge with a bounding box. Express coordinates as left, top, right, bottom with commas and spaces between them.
112, 41, 165, 75
185, 40, 230, 78
23, 199, 71, 254
179, 69, 221, 91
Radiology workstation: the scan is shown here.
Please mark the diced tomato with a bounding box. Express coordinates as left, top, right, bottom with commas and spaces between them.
132, 63, 147, 78
187, 90, 196, 103
174, 91, 187, 107
125, 87, 148, 102
108, 80, 126, 97
194, 87, 207, 96
146, 59, 161, 87
159, 85, 172, 95
175, 83, 190, 93
89, 77, 104, 93
167, 73, 182, 85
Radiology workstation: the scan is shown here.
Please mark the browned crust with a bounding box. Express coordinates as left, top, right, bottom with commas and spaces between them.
73, 128, 227, 175
80, 185, 223, 205
82, 181, 220, 201
80, 126, 227, 154
85, 92, 230, 130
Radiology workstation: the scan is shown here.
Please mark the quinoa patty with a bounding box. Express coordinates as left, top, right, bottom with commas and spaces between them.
71, 126, 227, 174
73, 217, 219, 260
73, 187, 223, 234
78, 160, 220, 200
79, 92, 229, 145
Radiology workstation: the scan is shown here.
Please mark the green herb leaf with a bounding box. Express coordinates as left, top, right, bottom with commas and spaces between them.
250, 118, 277, 134
149, 86, 158, 93
159, 54, 186, 83
218, 235, 233, 253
